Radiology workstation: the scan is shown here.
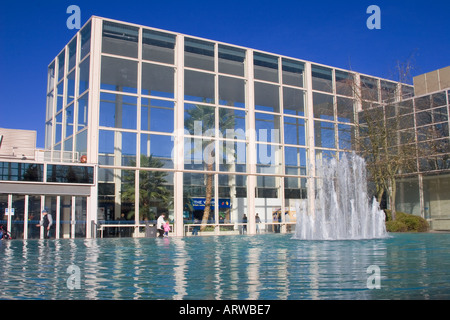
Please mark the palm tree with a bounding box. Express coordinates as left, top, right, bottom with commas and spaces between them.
122, 155, 172, 221
184, 104, 237, 230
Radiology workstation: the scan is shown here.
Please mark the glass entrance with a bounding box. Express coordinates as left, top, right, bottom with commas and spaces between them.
0, 194, 88, 239
11, 195, 25, 239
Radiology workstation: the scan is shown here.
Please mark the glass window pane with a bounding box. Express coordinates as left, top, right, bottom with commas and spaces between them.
101, 56, 138, 93
282, 58, 304, 87
256, 143, 282, 172
80, 21, 91, 60
79, 58, 89, 95
219, 76, 245, 108
77, 94, 88, 131
56, 81, 64, 113
335, 70, 353, 96
218, 175, 247, 207
313, 92, 334, 120
75, 129, 87, 156
67, 70, 75, 104
283, 87, 305, 116
184, 137, 216, 169
28, 196, 41, 239
336, 97, 354, 123
254, 52, 278, 82
55, 112, 62, 144
47, 165, 93, 184
141, 63, 174, 98
120, 169, 136, 218
284, 147, 307, 175
338, 124, 354, 150
48, 61, 55, 93
184, 70, 215, 103
121, 132, 137, 166
284, 116, 306, 146
139, 169, 174, 221
142, 29, 175, 64
45, 121, 52, 149
99, 92, 137, 129
255, 112, 281, 143
102, 21, 138, 58
64, 137, 73, 153
184, 104, 215, 135
98, 130, 114, 165
415, 95, 431, 110
140, 134, 174, 169
57, 51, 65, 81
141, 98, 174, 133
314, 120, 335, 148
0, 162, 43, 182
402, 85, 414, 99
219, 108, 246, 139
219, 141, 246, 171
315, 149, 336, 163
218, 44, 245, 76
380, 80, 397, 102
184, 38, 214, 71
183, 172, 215, 223
255, 82, 280, 113
361, 76, 379, 101
311, 65, 332, 93
432, 92, 447, 107
284, 176, 307, 199
64, 105, 74, 138
68, 38, 77, 71
46, 91, 54, 121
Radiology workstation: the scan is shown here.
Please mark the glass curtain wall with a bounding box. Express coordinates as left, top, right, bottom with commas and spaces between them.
47, 21, 91, 161
97, 21, 176, 236
92, 18, 362, 236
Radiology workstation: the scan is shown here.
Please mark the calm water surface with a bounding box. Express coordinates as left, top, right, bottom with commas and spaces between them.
0, 233, 449, 300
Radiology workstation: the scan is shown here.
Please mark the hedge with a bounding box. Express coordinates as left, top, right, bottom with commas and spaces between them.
385, 210, 429, 232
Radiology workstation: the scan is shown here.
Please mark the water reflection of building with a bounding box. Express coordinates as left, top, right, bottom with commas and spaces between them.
1, 15, 449, 239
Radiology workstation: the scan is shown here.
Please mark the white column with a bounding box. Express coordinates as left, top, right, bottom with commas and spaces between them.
246, 49, 257, 235
173, 34, 185, 236
71, 196, 76, 239
56, 196, 61, 239
6, 194, 12, 237
24, 195, 29, 240
86, 17, 102, 238
305, 62, 316, 218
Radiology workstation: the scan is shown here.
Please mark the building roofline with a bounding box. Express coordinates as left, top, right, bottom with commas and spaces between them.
49, 15, 414, 87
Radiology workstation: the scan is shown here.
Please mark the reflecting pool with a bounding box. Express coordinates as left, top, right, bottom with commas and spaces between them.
0, 233, 449, 300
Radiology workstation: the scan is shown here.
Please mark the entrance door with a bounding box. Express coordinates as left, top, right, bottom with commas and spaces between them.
11, 195, 25, 239
0, 194, 8, 236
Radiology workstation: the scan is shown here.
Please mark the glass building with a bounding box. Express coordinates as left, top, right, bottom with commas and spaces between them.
41, 16, 448, 238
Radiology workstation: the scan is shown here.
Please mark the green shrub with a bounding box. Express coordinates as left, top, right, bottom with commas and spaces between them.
386, 220, 408, 232
384, 210, 429, 232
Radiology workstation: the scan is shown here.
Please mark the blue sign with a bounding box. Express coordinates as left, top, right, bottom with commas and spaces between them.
190, 198, 231, 210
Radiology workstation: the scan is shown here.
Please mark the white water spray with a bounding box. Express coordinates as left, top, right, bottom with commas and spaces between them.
293, 153, 387, 240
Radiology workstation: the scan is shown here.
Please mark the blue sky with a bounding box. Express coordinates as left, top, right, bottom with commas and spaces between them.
0, 0, 449, 148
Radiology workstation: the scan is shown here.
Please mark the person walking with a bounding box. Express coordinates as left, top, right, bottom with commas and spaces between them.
255, 213, 261, 233
156, 213, 166, 238
37, 209, 53, 239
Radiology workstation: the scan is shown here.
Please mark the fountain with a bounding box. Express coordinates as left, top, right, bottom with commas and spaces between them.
294, 152, 388, 240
